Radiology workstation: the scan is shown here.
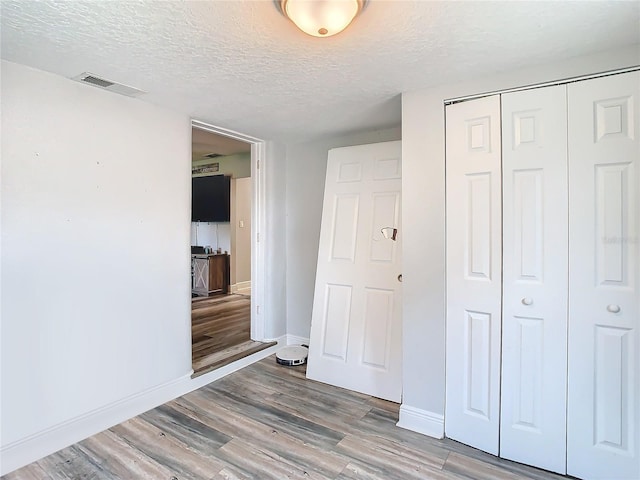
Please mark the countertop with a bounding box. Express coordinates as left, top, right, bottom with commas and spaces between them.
191, 253, 228, 259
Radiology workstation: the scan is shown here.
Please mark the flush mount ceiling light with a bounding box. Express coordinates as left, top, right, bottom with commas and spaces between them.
280, 0, 365, 37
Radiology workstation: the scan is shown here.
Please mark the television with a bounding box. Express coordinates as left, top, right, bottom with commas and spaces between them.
191, 175, 231, 222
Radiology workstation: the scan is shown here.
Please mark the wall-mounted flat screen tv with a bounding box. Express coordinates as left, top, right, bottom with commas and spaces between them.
191, 175, 230, 222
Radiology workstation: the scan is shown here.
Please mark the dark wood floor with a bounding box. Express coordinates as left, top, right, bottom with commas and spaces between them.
5, 357, 567, 480
191, 294, 274, 376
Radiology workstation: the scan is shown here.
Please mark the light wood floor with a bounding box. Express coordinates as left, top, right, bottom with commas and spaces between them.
191, 294, 274, 376
5, 357, 567, 480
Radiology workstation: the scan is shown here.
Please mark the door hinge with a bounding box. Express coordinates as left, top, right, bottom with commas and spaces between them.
257, 232, 260, 242
257, 305, 261, 315
256, 160, 260, 170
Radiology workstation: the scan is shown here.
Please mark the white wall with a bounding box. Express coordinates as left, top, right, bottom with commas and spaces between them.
284, 127, 401, 339
263, 140, 287, 340
190, 222, 231, 253
0, 61, 290, 474
0, 61, 193, 464
231, 177, 252, 286
400, 45, 640, 436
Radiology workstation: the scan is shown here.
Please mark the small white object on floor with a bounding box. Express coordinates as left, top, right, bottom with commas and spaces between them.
276, 345, 308, 366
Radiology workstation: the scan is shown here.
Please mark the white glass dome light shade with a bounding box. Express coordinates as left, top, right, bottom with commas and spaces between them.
282, 0, 362, 38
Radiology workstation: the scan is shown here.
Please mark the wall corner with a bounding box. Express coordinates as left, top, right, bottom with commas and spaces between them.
397, 404, 445, 439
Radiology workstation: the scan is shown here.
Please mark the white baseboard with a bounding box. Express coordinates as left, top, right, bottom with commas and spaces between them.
229, 281, 251, 295
1, 371, 192, 475
0, 342, 280, 476
262, 334, 287, 345
396, 404, 444, 439
260, 335, 308, 347
285, 334, 309, 346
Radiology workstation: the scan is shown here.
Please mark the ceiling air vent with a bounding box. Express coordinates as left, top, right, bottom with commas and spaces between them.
71, 72, 146, 97
81, 75, 114, 88
204, 153, 222, 159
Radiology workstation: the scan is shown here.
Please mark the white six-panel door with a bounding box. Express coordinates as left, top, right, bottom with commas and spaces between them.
567, 71, 640, 480
307, 141, 402, 403
445, 71, 639, 478
500, 85, 569, 474
445, 96, 502, 455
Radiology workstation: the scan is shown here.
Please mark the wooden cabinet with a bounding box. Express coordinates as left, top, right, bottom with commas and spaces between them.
191, 254, 229, 296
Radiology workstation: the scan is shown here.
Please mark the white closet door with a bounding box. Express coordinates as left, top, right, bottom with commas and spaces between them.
567, 71, 640, 480
445, 95, 502, 455
500, 85, 568, 473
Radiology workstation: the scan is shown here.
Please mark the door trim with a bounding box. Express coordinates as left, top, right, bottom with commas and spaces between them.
190, 119, 267, 341
444, 65, 640, 105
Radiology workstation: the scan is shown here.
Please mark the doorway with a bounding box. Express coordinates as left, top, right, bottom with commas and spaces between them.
190, 120, 272, 376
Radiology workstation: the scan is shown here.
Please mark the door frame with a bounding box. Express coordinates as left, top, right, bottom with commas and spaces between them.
191, 119, 267, 341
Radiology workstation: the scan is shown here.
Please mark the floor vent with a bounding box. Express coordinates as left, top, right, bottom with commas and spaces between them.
71, 72, 146, 97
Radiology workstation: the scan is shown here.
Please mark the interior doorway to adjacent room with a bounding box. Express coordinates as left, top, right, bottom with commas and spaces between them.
190, 123, 273, 377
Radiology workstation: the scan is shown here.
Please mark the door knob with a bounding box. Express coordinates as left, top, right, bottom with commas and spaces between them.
521, 297, 533, 306
607, 304, 621, 313
397, 274, 403, 282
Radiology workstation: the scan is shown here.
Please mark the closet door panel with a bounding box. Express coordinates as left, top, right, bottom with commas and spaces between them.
500, 85, 569, 474
568, 71, 639, 480
445, 96, 502, 455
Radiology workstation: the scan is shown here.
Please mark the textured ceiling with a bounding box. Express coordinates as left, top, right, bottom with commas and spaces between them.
192, 127, 251, 161
1, 1, 639, 142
